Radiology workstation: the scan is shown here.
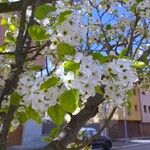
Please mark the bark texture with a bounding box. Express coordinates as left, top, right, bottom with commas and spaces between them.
40, 94, 104, 150
0, 0, 55, 13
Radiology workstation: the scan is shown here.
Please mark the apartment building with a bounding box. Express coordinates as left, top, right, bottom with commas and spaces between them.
109, 88, 142, 138
139, 91, 150, 136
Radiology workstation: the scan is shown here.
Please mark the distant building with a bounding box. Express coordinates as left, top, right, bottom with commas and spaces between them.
139, 91, 150, 137
109, 88, 142, 138
88, 88, 150, 139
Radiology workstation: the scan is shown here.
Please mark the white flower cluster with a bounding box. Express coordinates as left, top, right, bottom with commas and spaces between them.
101, 59, 138, 107
56, 52, 103, 101
16, 72, 65, 112
126, 0, 150, 18
0, 118, 19, 133
137, 0, 150, 18
0, 56, 11, 88
50, 13, 87, 49
10, 118, 20, 132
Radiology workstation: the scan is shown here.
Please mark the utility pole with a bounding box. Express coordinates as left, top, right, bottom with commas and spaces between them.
123, 107, 128, 144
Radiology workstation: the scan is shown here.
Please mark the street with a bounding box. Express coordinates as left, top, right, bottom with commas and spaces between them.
8, 138, 150, 150
93, 138, 150, 150
112, 143, 150, 150
112, 138, 150, 150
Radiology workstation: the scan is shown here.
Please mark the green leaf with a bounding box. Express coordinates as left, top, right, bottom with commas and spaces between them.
130, 5, 135, 13
47, 105, 65, 126
136, 0, 143, 3
106, 24, 112, 30
94, 86, 103, 94
42, 136, 51, 142
58, 10, 72, 24
132, 61, 146, 68
40, 77, 60, 91
0, 44, 8, 52
25, 106, 42, 124
35, 4, 56, 20
28, 25, 50, 41
9, 24, 16, 31
118, 48, 128, 58
10, 92, 22, 105
91, 53, 111, 63
0, 18, 7, 26
64, 60, 80, 75
49, 127, 61, 139
59, 89, 79, 113
124, 90, 134, 111
57, 43, 76, 60
18, 112, 28, 124
30, 65, 43, 71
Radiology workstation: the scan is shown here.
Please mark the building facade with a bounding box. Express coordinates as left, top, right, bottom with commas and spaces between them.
109, 88, 150, 139
139, 91, 150, 137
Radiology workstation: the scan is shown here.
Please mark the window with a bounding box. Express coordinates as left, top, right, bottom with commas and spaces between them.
149, 106, 150, 113
144, 105, 147, 113
134, 105, 138, 111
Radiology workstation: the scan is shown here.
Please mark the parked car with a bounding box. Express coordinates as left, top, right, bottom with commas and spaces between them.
79, 127, 112, 150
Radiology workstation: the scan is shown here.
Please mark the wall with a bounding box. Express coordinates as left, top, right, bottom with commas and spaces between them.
139, 91, 150, 123
113, 88, 141, 121
109, 120, 141, 139
7, 126, 23, 146
140, 123, 150, 137
22, 120, 46, 147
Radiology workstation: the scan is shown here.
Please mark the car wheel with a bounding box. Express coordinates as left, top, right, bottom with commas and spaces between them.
103, 141, 111, 150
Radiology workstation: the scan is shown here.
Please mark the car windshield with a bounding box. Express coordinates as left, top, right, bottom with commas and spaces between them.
81, 128, 97, 138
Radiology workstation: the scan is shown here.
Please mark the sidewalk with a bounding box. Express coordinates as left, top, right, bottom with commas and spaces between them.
112, 137, 150, 149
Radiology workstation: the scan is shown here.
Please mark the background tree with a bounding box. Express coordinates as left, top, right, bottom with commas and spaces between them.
0, 0, 149, 150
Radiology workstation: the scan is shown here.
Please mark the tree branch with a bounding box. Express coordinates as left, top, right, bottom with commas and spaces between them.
73, 107, 117, 150
40, 94, 104, 150
0, 0, 54, 13
0, 1, 38, 149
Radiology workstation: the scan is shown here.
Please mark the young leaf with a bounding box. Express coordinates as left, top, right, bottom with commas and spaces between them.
58, 10, 72, 25
57, 43, 76, 60
10, 92, 22, 106
136, 0, 144, 3
25, 106, 42, 124
40, 77, 60, 91
49, 127, 61, 139
59, 89, 79, 113
94, 86, 103, 94
17, 112, 28, 124
64, 61, 80, 75
28, 25, 50, 41
91, 53, 111, 63
106, 24, 112, 30
9, 24, 16, 31
30, 65, 43, 71
118, 48, 128, 58
132, 61, 146, 68
0, 18, 7, 26
35, 4, 56, 20
47, 105, 65, 126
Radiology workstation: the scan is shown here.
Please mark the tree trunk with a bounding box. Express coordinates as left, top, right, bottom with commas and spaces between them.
0, 138, 7, 150
39, 94, 104, 150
